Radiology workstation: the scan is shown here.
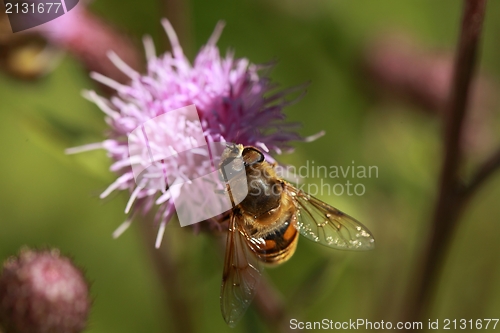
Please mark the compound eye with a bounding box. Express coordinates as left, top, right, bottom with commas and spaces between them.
242, 147, 264, 166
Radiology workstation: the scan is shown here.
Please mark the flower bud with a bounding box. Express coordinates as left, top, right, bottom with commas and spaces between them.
0, 249, 90, 333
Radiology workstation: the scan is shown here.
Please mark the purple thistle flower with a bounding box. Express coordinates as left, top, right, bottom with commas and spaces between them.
68, 19, 323, 247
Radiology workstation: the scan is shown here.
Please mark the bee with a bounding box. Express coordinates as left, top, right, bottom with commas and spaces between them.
218, 144, 375, 327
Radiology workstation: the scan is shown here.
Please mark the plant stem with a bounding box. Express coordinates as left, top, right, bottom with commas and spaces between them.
462, 147, 500, 200
254, 276, 296, 333
138, 220, 194, 333
402, 0, 487, 326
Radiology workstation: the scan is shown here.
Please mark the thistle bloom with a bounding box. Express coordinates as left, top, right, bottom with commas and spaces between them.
68, 20, 322, 247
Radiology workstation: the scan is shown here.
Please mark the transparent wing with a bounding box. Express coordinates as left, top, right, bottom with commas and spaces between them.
285, 183, 375, 250
220, 213, 262, 327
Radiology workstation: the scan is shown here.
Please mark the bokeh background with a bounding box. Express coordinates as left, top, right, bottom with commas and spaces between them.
1, 0, 500, 332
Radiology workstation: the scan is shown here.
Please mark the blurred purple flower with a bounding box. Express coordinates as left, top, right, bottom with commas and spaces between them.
68, 20, 323, 247
33, 4, 142, 85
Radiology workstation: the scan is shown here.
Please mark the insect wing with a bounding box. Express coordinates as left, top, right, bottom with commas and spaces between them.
285, 184, 375, 250
220, 214, 262, 327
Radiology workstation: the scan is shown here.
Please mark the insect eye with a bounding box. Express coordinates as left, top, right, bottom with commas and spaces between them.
242, 147, 264, 166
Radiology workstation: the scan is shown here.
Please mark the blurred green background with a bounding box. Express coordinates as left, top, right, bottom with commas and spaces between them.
1, 0, 500, 332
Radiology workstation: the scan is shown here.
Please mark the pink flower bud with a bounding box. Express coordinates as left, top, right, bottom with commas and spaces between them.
0, 249, 91, 333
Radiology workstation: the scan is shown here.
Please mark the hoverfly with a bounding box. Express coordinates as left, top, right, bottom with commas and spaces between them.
217, 144, 375, 327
